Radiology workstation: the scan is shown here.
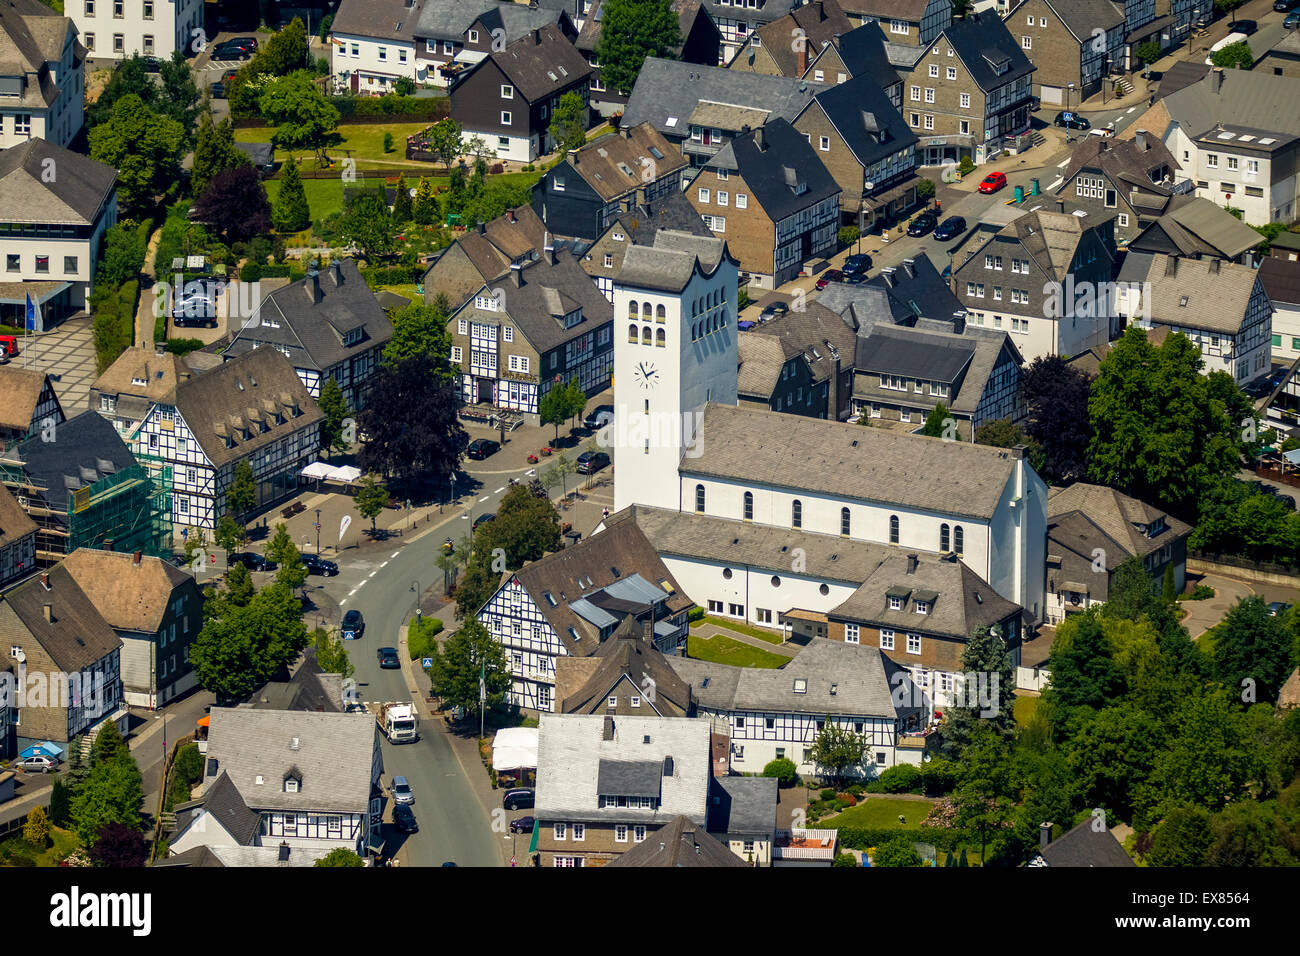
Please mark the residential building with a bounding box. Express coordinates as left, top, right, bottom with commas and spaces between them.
1044, 481, 1190, 624
1127, 194, 1263, 265
1029, 818, 1136, 866
1115, 252, 1272, 384
411, 0, 576, 91
0, 0, 85, 149
622, 57, 826, 168
0, 366, 63, 443
0, 409, 169, 563
689, 119, 841, 290
1270, 231, 1300, 264
1006, 0, 1124, 104
728, 0, 852, 78
800, 21, 905, 105
421, 204, 548, 310
89, 346, 216, 444
825, 551, 1022, 709
578, 0, 721, 115
706, 775, 777, 865
793, 74, 919, 228
553, 616, 693, 717
579, 191, 712, 301
0, 138, 117, 321
534, 713, 711, 866
952, 209, 1119, 362
1154, 60, 1207, 100
169, 708, 384, 860
842, 0, 951, 46
61, 547, 202, 709
447, 248, 613, 419
699, 0, 803, 62
737, 301, 857, 420
532, 123, 689, 242
250, 646, 345, 714
1262, 257, 1300, 366
476, 512, 693, 712
0, 483, 35, 587
448, 24, 591, 163
905, 10, 1035, 166
222, 259, 394, 410
851, 322, 1024, 437
1052, 131, 1183, 244
141, 345, 322, 531
606, 812, 749, 866
817, 254, 965, 330
1161, 68, 1300, 226
0, 564, 125, 755
670, 637, 928, 777
67, 0, 202, 61
1257, 29, 1300, 82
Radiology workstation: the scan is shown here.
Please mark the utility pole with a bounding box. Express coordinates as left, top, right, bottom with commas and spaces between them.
479, 657, 486, 741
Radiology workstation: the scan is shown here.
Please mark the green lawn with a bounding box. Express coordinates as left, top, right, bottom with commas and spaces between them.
0, 826, 81, 866
693, 615, 786, 645
265, 176, 349, 223
687, 633, 788, 669
236, 122, 435, 170
825, 796, 936, 829
1013, 695, 1041, 727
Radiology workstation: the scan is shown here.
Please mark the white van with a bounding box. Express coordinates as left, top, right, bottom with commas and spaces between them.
1206, 32, 1248, 64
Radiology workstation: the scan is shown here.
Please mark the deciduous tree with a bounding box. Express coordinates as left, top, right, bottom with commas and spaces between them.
354, 474, 390, 532
596, 0, 682, 94
428, 617, 511, 721
89, 94, 185, 218
192, 165, 272, 244
358, 355, 466, 482
192, 114, 250, 200
259, 72, 342, 166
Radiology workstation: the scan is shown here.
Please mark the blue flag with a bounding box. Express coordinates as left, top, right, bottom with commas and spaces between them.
24, 293, 38, 332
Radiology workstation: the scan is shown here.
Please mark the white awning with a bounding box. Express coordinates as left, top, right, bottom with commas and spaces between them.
492, 727, 539, 771
300, 461, 334, 479
300, 463, 364, 483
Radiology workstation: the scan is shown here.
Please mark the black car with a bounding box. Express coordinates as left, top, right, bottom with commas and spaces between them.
509, 816, 536, 834
140, 55, 163, 72
209, 81, 227, 98
933, 216, 967, 241
503, 788, 535, 811
466, 438, 500, 460
1268, 601, 1292, 617
212, 42, 253, 61
576, 451, 610, 475
230, 552, 277, 572
759, 300, 789, 321
393, 804, 418, 834
1054, 112, 1091, 131
301, 553, 339, 576
342, 609, 365, 640
907, 213, 937, 238
377, 647, 401, 669
842, 253, 873, 276
1232, 19, 1257, 36
472, 512, 496, 531
1278, 0, 1300, 11
583, 404, 614, 430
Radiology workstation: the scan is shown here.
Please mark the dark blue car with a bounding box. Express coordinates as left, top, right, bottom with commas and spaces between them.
933, 216, 967, 241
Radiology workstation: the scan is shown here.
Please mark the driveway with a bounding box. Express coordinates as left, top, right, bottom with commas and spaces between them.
19, 317, 97, 414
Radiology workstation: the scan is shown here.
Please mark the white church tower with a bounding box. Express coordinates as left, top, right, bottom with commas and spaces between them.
611, 230, 739, 513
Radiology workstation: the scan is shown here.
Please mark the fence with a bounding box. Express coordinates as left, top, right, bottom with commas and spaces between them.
1188, 551, 1300, 587
149, 732, 196, 863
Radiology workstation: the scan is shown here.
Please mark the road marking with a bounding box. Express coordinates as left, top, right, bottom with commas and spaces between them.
525, 469, 536, 477
380, 560, 389, 568
1126, 107, 1136, 114
479, 496, 489, 502
390, 552, 399, 560
339, 598, 348, 607
368, 570, 378, 578
348, 587, 360, 597
461, 514, 469, 519
1056, 157, 1069, 168
494, 487, 505, 493
1047, 177, 1062, 190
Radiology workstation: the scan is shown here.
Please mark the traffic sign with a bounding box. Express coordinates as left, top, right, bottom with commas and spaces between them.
422, 657, 433, 669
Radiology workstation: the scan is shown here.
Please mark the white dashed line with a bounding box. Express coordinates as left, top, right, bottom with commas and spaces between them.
1126, 107, 1136, 114
1047, 177, 1062, 190
494, 486, 505, 493
479, 496, 489, 502
339, 598, 348, 607
525, 469, 536, 477
348, 587, 360, 597
1057, 158, 1069, 168
380, 560, 389, 568
368, 570, 378, 578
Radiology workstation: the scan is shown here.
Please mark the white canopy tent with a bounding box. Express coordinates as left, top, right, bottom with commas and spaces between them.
300, 462, 364, 484
492, 727, 539, 771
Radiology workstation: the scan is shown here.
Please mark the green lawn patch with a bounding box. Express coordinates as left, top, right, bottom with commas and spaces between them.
826, 796, 936, 829
687, 633, 787, 669
694, 615, 785, 645
1013, 695, 1041, 727
236, 123, 433, 170
0, 826, 81, 866
265, 177, 348, 224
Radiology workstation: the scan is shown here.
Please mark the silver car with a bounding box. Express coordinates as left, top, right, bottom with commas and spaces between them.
391, 776, 415, 805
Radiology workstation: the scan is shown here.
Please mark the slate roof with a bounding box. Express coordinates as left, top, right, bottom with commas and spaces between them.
91, 348, 199, 418
205, 707, 378, 813
1057, 135, 1180, 206
669, 637, 925, 720
0, 482, 36, 549
61, 548, 192, 635
748, 0, 852, 76
818, 256, 964, 329
1129, 194, 1264, 261
606, 814, 748, 867
181, 771, 263, 846
3, 563, 121, 672
566, 124, 688, 202
738, 301, 857, 397
234, 142, 273, 168
620, 190, 714, 244
412, 0, 563, 42
618, 228, 733, 294
707, 775, 778, 838
682, 402, 1021, 520
698, 0, 801, 30
623, 57, 827, 140
823, 21, 903, 91
10, 409, 139, 513
1163, 68, 1300, 144
0, 366, 56, 434
172, 346, 323, 470
250, 645, 344, 713
330, 0, 426, 43
706, 118, 841, 223
1115, 252, 1264, 335
534, 714, 711, 823
470, 24, 590, 103
578, 0, 710, 59
942, 10, 1036, 93
554, 617, 693, 716
224, 259, 393, 375
421, 204, 549, 305
1154, 60, 1208, 100
838, 0, 930, 19
805, 72, 916, 169
0, 0, 79, 110
853, 323, 1018, 416
0, 139, 116, 226
1033, 819, 1135, 867
1260, 257, 1300, 308
1019, 0, 1123, 41
1047, 482, 1191, 560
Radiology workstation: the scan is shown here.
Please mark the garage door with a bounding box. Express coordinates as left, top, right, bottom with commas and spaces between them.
1040, 86, 1063, 105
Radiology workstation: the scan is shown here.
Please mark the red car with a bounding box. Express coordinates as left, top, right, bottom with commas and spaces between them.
978, 172, 1007, 194
816, 269, 844, 290
0, 335, 18, 358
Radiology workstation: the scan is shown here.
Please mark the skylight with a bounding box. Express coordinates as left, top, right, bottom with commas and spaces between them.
547, 71, 558, 81
1237, 134, 1255, 142
1258, 137, 1277, 145
1216, 131, 1236, 140
649, 146, 664, 159
666, 116, 678, 127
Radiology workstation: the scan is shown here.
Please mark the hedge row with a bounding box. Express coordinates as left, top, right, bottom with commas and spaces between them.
835, 826, 971, 852
92, 279, 139, 374
361, 264, 424, 288
332, 94, 449, 120
257, 263, 308, 280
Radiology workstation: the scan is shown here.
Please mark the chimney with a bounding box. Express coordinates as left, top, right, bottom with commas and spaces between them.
510, 262, 524, 287
620, 125, 630, 139
508, 209, 517, 223
754, 126, 765, 151
1098, 139, 1108, 153
532, 27, 542, 45
330, 261, 344, 286
1211, 68, 1223, 93
951, 310, 966, 334
40, 572, 50, 591
1209, 258, 1220, 274
305, 272, 322, 305
603, 716, 615, 740
635, 185, 647, 206
881, 267, 895, 288
133, 550, 142, 566
1040, 822, 1053, 849
1010, 443, 1026, 460
1135, 129, 1148, 152
568, 148, 579, 166
906, 554, 918, 575
477, 220, 486, 235
663, 756, 674, 777
797, 36, 808, 77
43, 603, 52, 623
902, 258, 915, 279
1056, 199, 1065, 214
643, 614, 653, 644
545, 243, 557, 265
1165, 256, 1178, 277
278, 842, 291, 863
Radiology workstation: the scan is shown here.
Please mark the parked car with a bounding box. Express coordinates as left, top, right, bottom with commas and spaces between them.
1088, 126, 1115, 139
393, 804, 418, 834
841, 253, 872, 276
933, 216, 967, 241
377, 647, 401, 669
978, 172, 1008, 194
0, 334, 19, 358
816, 269, 844, 290
18, 755, 57, 773
472, 512, 496, 531
509, 816, 536, 833
907, 212, 938, 237
1268, 601, 1291, 617
503, 788, 535, 811
737, 319, 757, 331
466, 438, 500, 460
583, 404, 614, 430
1233, 19, 1257, 35
341, 609, 365, 640
227, 36, 259, 50
300, 553, 338, 576
1285, 11, 1300, 28
209, 81, 227, 98
212, 42, 253, 61
1277, 0, 1299, 11
391, 776, 415, 805
230, 552, 277, 572
140, 55, 163, 72
576, 451, 610, 475
759, 300, 789, 321
1054, 112, 1090, 131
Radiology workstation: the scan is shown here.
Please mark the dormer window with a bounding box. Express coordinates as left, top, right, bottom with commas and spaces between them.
915, 601, 929, 615
889, 596, 903, 611
793, 678, 807, 694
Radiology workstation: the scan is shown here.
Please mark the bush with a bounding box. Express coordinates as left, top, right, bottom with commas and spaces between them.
837, 825, 969, 852
916, 179, 936, 201
92, 279, 139, 374
239, 261, 263, 282
821, 788, 837, 802
738, 288, 751, 310
383, 132, 395, 153
838, 226, 859, 248
920, 759, 958, 796
1179, 584, 1215, 601
165, 338, 206, 356
407, 616, 444, 662
832, 852, 858, 867
687, 606, 705, 622
173, 744, 203, 785
763, 758, 798, 787
879, 763, 922, 793
361, 264, 424, 287
259, 263, 306, 280
958, 157, 975, 177
330, 94, 449, 121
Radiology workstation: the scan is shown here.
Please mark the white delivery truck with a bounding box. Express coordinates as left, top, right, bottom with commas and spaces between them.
1206, 33, 1248, 65
378, 703, 419, 743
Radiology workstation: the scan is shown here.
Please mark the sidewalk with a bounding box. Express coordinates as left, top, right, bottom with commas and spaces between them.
1179, 571, 1256, 639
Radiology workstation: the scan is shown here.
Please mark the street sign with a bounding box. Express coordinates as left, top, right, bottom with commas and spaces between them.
422, 658, 433, 669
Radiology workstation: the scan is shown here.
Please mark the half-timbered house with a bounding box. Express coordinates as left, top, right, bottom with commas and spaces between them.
0, 366, 64, 443
421, 204, 548, 311
579, 191, 712, 303
553, 617, 694, 717
0, 483, 36, 587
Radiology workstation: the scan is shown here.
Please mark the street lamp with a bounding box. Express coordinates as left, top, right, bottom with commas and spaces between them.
315, 508, 321, 554
411, 580, 422, 624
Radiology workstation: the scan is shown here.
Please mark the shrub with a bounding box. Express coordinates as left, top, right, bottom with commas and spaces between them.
738, 288, 751, 310
165, 338, 205, 356
832, 852, 858, 867
687, 606, 705, 622
763, 758, 798, 787
958, 157, 975, 177
879, 764, 922, 793
239, 261, 263, 282
821, 788, 837, 802
847, 784, 864, 798
173, 744, 204, 785
838, 225, 860, 248
92, 279, 139, 374
837, 825, 969, 852
1179, 584, 1215, 601
383, 132, 395, 153
916, 179, 936, 201
920, 759, 958, 796
408, 616, 444, 662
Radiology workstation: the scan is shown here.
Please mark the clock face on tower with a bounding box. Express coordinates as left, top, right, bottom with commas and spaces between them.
634, 361, 660, 389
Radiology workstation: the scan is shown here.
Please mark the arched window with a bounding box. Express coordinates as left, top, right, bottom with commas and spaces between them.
642, 301, 652, 319
840, 507, 851, 536
628, 300, 639, 318
889, 515, 900, 544
627, 323, 638, 343
792, 499, 802, 529
641, 326, 652, 345
940, 523, 950, 553
743, 491, 754, 521
656, 303, 666, 322
695, 484, 705, 513
954, 525, 964, 555
655, 328, 666, 347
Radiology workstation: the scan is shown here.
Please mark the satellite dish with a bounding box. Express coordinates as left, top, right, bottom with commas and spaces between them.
865, 181, 874, 191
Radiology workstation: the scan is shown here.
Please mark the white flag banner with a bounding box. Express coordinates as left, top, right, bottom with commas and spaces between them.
339, 514, 352, 544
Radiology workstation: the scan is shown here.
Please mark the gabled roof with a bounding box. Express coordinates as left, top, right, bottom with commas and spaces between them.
1033, 819, 1135, 867
3, 563, 121, 672
413, 0, 563, 42
837, 0, 931, 19
1260, 256, 1300, 308
92, 347, 199, 412
578, 0, 713, 58
822, 21, 902, 91
251, 646, 344, 713
807, 73, 916, 168
707, 775, 778, 838
1130, 194, 1263, 261
941, 10, 1036, 93
0, 139, 116, 226
61, 548, 193, 635
9, 409, 139, 513
555, 617, 693, 716
564, 124, 688, 202
1154, 60, 1208, 100
617, 228, 733, 293
607, 814, 748, 867
225, 259, 393, 375
469, 24, 590, 103
331, 0, 426, 43
0, 366, 57, 434
748, 0, 852, 77
615, 190, 714, 245
0, 0, 79, 110
1047, 482, 1191, 560
738, 301, 857, 397
0, 482, 36, 549
706, 118, 841, 223
1115, 252, 1264, 334
1057, 135, 1180, 205
192, 771, 262, 846
1016, 0, 1123, 42
1164, 69, 1300, 144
